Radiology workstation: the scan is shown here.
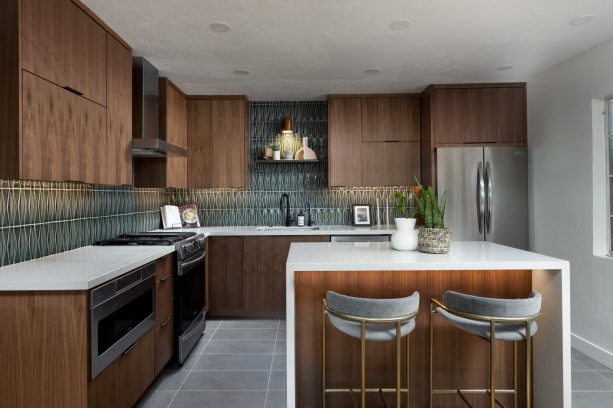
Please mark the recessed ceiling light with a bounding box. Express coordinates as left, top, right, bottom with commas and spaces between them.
210, 22, 230, 32
569, 15, 594, 26
390, 19, 410, 30
497, 65, 514, 72
234, 70, 249, 75
364, 69, 380, 74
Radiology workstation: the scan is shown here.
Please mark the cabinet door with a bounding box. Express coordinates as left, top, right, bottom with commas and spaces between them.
362, 142, 420, 186
361, 97, 420, 142
76, 93, 107, 184
127, 329, 155, 405
161, 79, 188, 188
328, 97, 362, 187
154, 256, 174, 375
21, 71, 66, 181
188, 99, 248, 188
63, 2, 107, 105
481, 87, 527, 144
106, 34, 132, 185
432, 88, 481, 145
20, 0, 67, 86
207, 237, 244, 316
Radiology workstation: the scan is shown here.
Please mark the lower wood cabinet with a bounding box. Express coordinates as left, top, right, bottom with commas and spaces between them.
207, 235, 330, 318
89, 329, 154, 408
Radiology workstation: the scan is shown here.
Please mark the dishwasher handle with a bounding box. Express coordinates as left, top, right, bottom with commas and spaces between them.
330, 235, 390, 243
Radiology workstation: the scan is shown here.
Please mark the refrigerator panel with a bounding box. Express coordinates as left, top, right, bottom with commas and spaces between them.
484, 147, 529, 249
436, 147, 485, 241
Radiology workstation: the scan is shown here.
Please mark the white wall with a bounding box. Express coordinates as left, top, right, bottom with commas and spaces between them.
528, 39, 613, 366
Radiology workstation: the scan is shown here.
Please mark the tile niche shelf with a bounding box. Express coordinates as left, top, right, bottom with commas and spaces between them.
255, 159, 320, 163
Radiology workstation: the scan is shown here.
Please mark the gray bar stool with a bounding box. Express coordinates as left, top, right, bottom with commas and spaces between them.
322, 291, 420, 408
429, 291, 541, 408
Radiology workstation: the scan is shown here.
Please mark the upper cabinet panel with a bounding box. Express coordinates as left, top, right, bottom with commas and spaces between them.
328, 97, 363, 187
361, 96, 420, 142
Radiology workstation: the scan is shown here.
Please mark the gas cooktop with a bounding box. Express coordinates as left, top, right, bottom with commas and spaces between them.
95, 232, 198, 246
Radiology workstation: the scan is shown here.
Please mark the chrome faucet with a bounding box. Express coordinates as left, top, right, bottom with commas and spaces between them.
280, 193, 291, 226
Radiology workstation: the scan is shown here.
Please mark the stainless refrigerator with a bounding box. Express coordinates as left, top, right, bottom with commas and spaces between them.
436, 147, 528, 249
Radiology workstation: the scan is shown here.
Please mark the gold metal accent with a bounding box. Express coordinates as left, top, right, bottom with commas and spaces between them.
428, 298, 540, 408
322, 299, 418, 408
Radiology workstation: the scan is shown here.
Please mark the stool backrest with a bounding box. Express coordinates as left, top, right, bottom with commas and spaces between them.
442, 291, 541, 318
326, 291, 420, 319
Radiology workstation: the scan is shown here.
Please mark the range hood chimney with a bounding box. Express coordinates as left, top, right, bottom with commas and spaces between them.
131, 57, 187, 158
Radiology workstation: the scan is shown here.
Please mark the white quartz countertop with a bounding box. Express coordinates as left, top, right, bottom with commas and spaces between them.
155, 225, 395, 236
0, 225, 394, 291
0, 245, 175, 291
286, 241, 569, 271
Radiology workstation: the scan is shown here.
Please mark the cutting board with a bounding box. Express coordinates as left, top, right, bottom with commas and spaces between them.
295, 137, 317, 160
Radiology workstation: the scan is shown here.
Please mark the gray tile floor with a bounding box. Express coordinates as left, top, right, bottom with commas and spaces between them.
137, 319, 286, 408
137, 320, 612, 408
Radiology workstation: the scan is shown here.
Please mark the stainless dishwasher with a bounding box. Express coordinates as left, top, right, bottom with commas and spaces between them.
330, 235, 390, 242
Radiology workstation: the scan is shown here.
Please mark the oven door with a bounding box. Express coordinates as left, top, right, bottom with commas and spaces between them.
90, 273, 155, 378
175, 251, 206, 363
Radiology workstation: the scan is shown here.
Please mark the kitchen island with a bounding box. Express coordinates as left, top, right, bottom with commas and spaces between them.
286, 241, 570, 408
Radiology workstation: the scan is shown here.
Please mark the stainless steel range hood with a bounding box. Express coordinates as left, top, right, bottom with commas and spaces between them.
132, 57, 187, 158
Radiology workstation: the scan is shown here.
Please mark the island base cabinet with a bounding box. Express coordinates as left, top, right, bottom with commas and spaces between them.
88, 329, 155, 408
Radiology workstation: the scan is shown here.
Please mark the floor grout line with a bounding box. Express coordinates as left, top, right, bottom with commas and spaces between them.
263, 320, 281, 408
164, 318, 223, 408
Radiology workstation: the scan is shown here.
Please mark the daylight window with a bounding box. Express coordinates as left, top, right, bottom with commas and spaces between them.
607, 99, 613, 253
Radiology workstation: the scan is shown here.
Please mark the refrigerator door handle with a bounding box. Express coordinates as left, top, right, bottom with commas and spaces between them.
485, 161, 492, 234
476, 161, 484, 233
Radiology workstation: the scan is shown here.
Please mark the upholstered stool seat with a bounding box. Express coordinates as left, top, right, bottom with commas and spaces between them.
429, 290, 542, 408
323, 291, 420, 408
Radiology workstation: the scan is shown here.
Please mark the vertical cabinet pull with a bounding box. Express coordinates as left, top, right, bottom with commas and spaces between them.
121, 342, 138, 356
160, 274, 170, 282
160, 319, 170, 328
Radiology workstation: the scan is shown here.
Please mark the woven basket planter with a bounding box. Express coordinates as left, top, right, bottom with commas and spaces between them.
418, 227, 451, 254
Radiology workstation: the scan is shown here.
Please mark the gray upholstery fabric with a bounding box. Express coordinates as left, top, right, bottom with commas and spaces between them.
325, 291, 419, 341
437, 291, 541, 341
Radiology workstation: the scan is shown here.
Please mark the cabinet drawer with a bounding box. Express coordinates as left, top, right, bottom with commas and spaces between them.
156, 271, 173, 325
154, 319, 174, 375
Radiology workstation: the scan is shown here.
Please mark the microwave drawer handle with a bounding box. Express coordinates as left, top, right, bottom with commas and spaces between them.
160, 318, 170, 328
121, 342, 138, 356
180, 253, 205, 270
160, 274, 170, 282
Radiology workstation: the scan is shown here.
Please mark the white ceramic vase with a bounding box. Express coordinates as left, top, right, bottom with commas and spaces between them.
273, 151, 281, 160
391, 218, 418, 251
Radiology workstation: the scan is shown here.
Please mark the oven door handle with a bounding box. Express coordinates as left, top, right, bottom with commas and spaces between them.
179, 253, 205, 273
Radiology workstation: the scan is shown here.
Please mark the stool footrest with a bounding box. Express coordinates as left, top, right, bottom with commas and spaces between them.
431, 388, 514, 408
325, 387, 409, 393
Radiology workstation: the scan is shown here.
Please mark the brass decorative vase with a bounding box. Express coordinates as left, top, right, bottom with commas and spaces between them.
417, 227, 451, 254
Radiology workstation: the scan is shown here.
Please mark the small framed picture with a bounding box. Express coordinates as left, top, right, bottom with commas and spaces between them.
352, 204, 372, 226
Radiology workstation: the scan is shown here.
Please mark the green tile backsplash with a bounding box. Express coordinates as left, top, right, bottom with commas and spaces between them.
1, 101, 413, 266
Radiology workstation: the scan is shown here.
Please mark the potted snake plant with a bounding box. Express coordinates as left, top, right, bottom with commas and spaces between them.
413, 179, 450, 254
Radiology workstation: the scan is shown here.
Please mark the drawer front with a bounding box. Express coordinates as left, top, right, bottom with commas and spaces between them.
156, 272, 173, 325
154, 319, 174, 375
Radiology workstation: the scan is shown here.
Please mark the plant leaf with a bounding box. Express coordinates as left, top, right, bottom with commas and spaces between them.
439, 191, 447, 228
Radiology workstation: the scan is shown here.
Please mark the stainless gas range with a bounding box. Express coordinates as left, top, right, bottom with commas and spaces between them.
96, 231, 206, 365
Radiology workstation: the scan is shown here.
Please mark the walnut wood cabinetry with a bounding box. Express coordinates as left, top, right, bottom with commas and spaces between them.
154, 254, 175, 375
207, 235, 329, 318
420, 83, 527, 186
0, 0, 132, 184
328, 95, 420, 187
187, 96, 250, 189
106, 34, 133, 185
134, 78, 188, 188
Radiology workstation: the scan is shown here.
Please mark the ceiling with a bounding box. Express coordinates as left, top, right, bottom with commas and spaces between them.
83, 0, 613, 100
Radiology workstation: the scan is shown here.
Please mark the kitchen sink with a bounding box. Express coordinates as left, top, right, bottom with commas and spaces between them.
255, 226, 320, 231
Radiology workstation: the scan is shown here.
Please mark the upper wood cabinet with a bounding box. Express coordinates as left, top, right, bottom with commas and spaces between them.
106, 34, 132, 185
1, 0, 131, 184
361, 96, 420, 142
187, 97, 249, 189
134, 78, 188, 188
328, 97, 363, 187
328, 95, 421, 187
21, 0, 107, 105
420, 83, 527, 186
424, 83, 527, 146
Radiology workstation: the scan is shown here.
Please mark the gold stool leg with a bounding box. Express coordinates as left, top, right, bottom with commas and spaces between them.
526, 322, 532, 408
322, 308, 326, 408
361, 321, 366, 408
406, 330, 410, 408
396, 322, 401, 408
429, 303, 434, 408
490, 321, 497, 408
513, 341, 518, 408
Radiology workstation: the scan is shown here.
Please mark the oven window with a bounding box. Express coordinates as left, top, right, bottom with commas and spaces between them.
97, 289, 153, 356
179, 259, 205, 333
